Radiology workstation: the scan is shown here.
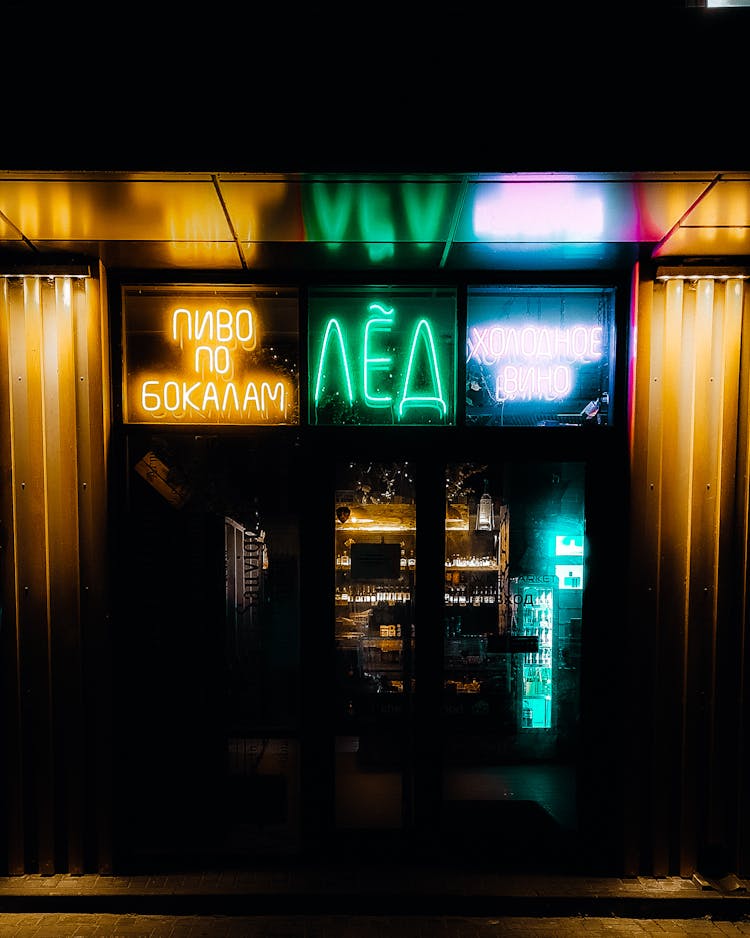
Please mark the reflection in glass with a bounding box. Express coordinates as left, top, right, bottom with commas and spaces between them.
443, 462, 584, 862
465, 286, 614, 428
308, 287, 457, 426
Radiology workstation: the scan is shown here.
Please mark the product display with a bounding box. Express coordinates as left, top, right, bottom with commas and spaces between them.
512, 577, 556, 729
334, 496, 416, 722
443, 484, 513, 725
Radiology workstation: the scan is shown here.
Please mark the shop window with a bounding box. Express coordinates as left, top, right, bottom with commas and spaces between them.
308, 286, 457, 426
465, 286, 615, 427
121, 284, 300, 425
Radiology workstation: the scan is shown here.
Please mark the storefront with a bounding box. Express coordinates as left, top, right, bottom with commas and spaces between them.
1, 171, 749, 881
110, 276, 626, 874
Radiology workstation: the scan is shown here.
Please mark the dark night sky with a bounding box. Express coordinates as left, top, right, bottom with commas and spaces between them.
3, 6, 746, 173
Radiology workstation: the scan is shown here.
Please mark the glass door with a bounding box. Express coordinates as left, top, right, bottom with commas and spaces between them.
327, 455, 587, 866
442, 460, 584, 867
117, 433, 302, 864
333, 461, 416, 833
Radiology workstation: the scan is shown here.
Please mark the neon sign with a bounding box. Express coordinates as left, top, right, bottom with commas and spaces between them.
465, 286, 614, 428
309, 288, 456, 426
467, 323, 604, 403
122, 286, 299, 425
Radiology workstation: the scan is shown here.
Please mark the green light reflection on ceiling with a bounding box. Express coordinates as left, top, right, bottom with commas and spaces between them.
402, 183, 452, 246
302, 181, 456, 261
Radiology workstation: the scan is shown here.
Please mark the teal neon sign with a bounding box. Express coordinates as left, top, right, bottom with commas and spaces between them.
309, 290, 456, 426
363, 304, 394, 407
314, 319, 354, 405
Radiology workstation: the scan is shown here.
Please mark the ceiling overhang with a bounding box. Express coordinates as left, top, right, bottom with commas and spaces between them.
1, 170, 749, 273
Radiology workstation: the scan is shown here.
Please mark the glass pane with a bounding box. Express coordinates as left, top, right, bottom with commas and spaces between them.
333, 461, 416, 829
122, 284, 300, 426
119, 435, 301, 859
444, 467, 512, 724
308, 286, 457, 426
465, 285, 615, 427
443, 461, 584, 863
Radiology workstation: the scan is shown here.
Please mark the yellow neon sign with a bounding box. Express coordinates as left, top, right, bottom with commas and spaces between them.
124, 293, 298, 425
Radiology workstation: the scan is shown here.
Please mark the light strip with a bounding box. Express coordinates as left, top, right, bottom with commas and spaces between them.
656, 266, 749, 281
0, 266, 91, 278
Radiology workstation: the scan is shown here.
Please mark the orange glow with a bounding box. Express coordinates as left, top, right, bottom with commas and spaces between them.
124, 294, 298, 424
132, 370, 293, 422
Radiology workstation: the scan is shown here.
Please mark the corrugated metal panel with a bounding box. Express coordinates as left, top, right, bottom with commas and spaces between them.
0, 271, 111, 874
0, 281, 24, 874
627, 275, 748, 877
734, 291, 750, 878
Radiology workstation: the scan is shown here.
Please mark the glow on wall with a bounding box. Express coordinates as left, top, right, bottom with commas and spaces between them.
122, 285, 299, 425
308, 287, 456, 425
466, 286, 615, 427
554, 534, 584, 590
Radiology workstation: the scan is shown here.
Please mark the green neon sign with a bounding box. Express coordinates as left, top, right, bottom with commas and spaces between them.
309, 288, 456, 426
314, 318, 354, 405
363, 303, 394, 406
398, 318, 447, 418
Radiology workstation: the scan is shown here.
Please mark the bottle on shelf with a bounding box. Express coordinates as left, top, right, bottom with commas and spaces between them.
476, 480, 494, 532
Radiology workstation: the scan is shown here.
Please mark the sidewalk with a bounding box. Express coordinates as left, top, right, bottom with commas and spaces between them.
0, 862, 748, 921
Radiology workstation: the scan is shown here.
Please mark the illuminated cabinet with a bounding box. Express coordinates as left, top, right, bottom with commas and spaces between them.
511, 576, 557, 730
334, 500, 416, 721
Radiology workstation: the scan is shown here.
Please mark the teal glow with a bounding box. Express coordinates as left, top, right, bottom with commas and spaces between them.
308, 287, 456, 426
359, 188, 396, 263
555, 534, 584, 556
302, 181, 457, 262
402, 183, 450, 244
398, 318, 447, 418
466, 286, 614, 427
308, 182, 354, 242
363, 303, 395, 407
313, 317, 354, 405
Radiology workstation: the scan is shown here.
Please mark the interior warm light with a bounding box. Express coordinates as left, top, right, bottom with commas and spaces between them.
655, 267, 749, 281
347, 521, 416, 532
0, 266, 91, 278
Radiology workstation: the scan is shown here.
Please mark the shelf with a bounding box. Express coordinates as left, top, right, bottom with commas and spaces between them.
445, 564, 499, 572
336, 562, 415, 571
335, 502, 416, 533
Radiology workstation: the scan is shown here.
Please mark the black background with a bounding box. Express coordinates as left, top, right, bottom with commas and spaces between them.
3, 6, 746, 173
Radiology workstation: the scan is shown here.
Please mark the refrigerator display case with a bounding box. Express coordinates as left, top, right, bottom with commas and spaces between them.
511, 575, 557, 730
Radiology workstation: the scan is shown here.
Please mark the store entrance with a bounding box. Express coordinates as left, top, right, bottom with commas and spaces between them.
332, 458, 585, 869
115, 433, 589, 871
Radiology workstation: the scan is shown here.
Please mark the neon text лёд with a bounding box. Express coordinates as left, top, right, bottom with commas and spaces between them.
313, 302, 448, 419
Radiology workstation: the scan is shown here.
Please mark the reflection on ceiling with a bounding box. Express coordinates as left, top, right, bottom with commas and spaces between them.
1, 170, 749, 272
